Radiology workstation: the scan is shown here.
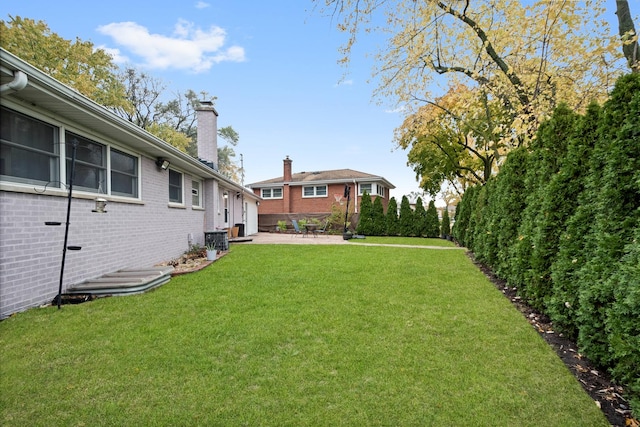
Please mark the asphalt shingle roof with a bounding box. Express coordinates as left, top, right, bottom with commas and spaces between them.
249, 168, 394, 187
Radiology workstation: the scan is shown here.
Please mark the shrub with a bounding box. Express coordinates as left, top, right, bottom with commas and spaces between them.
385, 197, 400, 236
399, 195, 414, 237
441, 208, 451, 238
356, 191, 373, 235
425, 200, 440, 238
371, 196, 386, 236
413, 197, 427, 236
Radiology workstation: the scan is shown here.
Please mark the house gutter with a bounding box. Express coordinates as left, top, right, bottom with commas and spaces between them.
0, 69, 28, 94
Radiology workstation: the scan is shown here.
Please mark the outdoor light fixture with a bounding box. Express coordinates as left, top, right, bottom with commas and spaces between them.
156, 157, 170, 170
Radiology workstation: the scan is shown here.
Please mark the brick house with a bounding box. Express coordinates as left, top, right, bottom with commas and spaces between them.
248, 156, 394, 231
0, 48, 260, 318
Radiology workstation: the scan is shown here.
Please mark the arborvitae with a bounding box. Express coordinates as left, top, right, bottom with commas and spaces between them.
356, 191, 373, 235
602, 81, 640, 411
425, 200, 440, 238
452, 185, 478, 247
546, 103, 601, 338
606, 227, 640, 414
413, 197, 427, 237
371, 196, 385, 236
385, 197, 399, 236
471, 180, 498, 266
399, 195, 414, 237
512, 104, 576, 308
575, 73, 640, 368
441, 207, 451, 238
491, 147, 529, 280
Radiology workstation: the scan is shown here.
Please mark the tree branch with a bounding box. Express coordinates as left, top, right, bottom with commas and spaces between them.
435, 1, 531, 109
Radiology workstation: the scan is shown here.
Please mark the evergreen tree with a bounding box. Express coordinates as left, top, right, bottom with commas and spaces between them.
490, 147, 529, 280
425, 200, 441, 238
543, 103, 601, 337
385, 197, 399, 236
574, 74, 640, 367
511, 104, 576, 308
441, 207, 451, 238
399, 196, 414, 237
452, 185, 479, 247
371, 196, 385, 236
356, 192, 373, 235
413, 197, 427, 237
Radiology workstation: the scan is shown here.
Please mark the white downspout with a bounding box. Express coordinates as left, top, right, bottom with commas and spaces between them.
0, 70, 28, 94
353, 179, 358, 213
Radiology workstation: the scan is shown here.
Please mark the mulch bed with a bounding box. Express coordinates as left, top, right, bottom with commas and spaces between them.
468, 253, 637, 427
157, 249, 228, 276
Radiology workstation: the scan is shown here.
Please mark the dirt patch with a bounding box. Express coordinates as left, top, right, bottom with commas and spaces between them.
468, 253, 636, 427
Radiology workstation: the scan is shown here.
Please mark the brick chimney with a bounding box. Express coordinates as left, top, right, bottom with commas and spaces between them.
283, 156, 292, 213
283, 156, 292, 182
196, 101, 218, 168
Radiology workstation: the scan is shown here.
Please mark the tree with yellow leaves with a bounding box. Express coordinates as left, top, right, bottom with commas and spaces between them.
1, 16, 131, 112
316, 0, 627, 193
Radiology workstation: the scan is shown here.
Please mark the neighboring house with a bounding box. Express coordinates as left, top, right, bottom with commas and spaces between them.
0, 48, 260, 318
248, 156, 394, 231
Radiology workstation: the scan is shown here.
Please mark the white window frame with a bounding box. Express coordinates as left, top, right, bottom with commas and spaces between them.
1, 105, 143, 200
302, 185, 327, 198
192, 179, 203, 208
261, 187, 283, 199
359, 183, 372, 195
109, 147, 139, 198
168, 169, 184, 205
359, 182, 385, 197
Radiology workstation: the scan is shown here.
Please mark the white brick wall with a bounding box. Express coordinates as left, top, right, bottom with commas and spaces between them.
0, 157, 209, 318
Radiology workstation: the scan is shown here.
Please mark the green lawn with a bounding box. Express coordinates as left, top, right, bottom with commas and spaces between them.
348, 236, 458, 247
0, 244, 607, 426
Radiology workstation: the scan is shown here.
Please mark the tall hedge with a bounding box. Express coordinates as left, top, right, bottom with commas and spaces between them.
371, 196, 386, 236
357, 192, 373, 235
385, 197, 399, 236
547, 103, 602, 339
490, 147, 529, 280
441, 208, 451, 238
573, 74, 640, 370
454, 73, 640, 413
399, 195, 414, 237
413, 197, 427, 237
511, 104, 576, 309
425, 200, 440, 238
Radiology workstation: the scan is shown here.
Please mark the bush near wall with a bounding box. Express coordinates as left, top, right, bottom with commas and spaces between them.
452, 74, 640, 414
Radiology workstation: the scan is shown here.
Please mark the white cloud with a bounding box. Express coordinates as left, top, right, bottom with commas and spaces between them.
97, 46, 129, 64
195, 1, 210, 9
385, 105, 407, 114
96, 19, 245, 73
333, 79, 354, 88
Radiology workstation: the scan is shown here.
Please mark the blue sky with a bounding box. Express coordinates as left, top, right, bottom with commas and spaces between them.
1, 1, 427, 201
1, 1, 634, 204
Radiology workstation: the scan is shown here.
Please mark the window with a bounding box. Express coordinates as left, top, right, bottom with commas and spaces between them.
169, 169, 183, 204
0, 107, 60, 185
303, 185, 327, 197
110, 149, 138, 198
261, 187, 283, 199
359, 183, 372, 195
66, 132, 106, 193
359, 183, 385, 197
192, 180, 202, 208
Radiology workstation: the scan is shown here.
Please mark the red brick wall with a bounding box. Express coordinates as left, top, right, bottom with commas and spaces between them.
254, 183, 390, 215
